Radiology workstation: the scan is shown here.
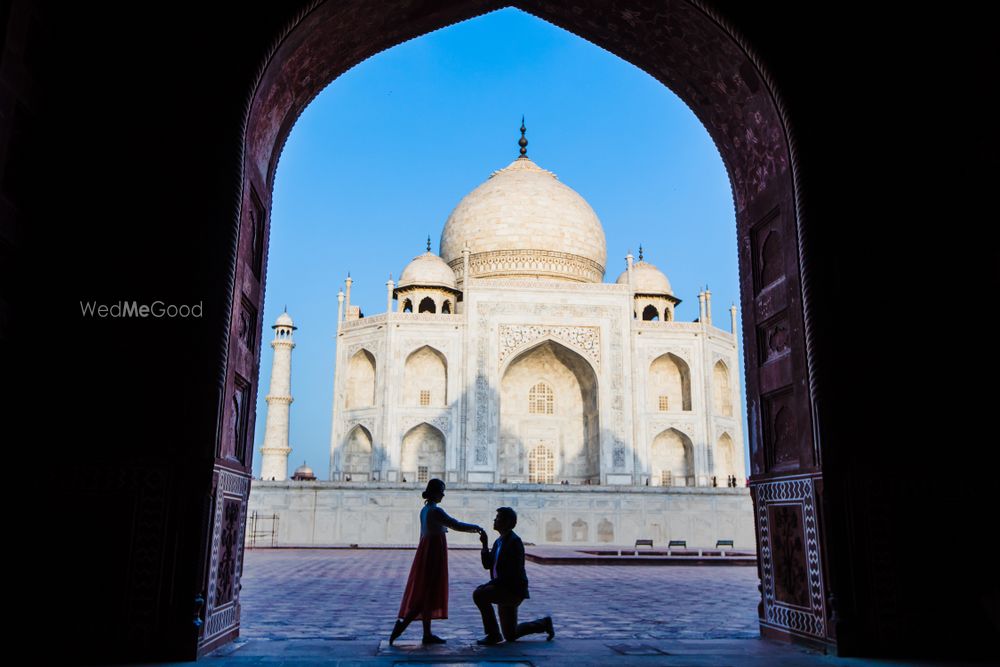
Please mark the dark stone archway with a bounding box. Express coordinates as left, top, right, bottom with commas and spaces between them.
10, 1, 994, 663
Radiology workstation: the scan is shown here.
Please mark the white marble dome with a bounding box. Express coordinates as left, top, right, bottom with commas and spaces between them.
398, 251, 458, 290
274, 311, 295, 327
616, 260, 674, 295
440, 157, 607, 283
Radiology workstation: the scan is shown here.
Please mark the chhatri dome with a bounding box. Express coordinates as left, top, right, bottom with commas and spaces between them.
273, 309, 296, 329
440, 120, 607, 284
616, 247, 675, 296
397, 238, 459, 290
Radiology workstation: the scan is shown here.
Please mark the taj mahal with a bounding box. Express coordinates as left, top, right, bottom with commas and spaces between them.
249, 126, 753, 549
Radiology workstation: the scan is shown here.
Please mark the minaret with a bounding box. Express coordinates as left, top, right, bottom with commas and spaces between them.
730, 303, 738, 334
705, 285, 713, 326
697, 289, 706, 324
386, 273, 394, 313
344, 273, 353, 317
336, 289, 345, 332
260, 309, 296, 481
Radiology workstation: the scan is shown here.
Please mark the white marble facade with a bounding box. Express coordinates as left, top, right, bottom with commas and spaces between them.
327, 152, 747, 491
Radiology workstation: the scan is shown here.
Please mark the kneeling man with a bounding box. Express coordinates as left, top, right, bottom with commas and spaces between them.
473, 507, 555, 645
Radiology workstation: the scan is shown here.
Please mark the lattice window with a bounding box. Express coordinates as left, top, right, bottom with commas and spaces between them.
528, 444, 555, 484
658, 395, 669, 411
661, 470, 673, 486
420, 390, 430, 406
528, 383, 554, 414
417, 466, 428, 483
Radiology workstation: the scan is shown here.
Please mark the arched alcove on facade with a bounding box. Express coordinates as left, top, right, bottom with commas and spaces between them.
402, 346, 447, 406
716, 431, 737, 483
713, 360, 734, 417
651, 427, 695, 487
345, 349, 376, 409
498, 340, 599, 484
400, 422, 446, 482
649, 352, 692, 412
341, 424, 373, 480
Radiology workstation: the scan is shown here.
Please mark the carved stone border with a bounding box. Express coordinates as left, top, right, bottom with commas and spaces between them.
754, 476, 826, 639
203, 468, 251, 642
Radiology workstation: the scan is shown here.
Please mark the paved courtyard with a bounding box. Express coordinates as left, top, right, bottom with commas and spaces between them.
240, 547, 760, 642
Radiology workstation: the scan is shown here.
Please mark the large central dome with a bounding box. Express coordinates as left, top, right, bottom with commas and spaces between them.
440, 156, 607, 284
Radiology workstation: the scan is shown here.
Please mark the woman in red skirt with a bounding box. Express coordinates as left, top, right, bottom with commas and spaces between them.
389, 478, 485, 645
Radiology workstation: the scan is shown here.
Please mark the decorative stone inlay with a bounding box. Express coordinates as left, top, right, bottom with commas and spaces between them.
648, 348, 692, 366
649, 421, 696, 439
204, 467, 250, 644
346, 341, 382, 362
635, 321, 705, 333
346, 418, 374, 438
449, 249, 605, 284
400, 339, 453, 358
264, 395, 293, 404
754, 476, 826, 639
399, 413, 450, 436
612, 441, 626, 469
341, 313, 389, 330
474, 372, 489, 465
499, 324, 600, 370
714, 426, 736, 441
472, 277, 629, 292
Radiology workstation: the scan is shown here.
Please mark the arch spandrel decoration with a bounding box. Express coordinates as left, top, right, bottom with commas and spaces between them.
344, 418, 375, 439
498, 324, 600, 371
398, 414, 450, 436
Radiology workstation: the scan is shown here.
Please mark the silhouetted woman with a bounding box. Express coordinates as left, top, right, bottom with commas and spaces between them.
389, 478, 485, 645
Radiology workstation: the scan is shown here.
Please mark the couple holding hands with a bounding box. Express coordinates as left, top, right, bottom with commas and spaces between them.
389, 478, 555, 646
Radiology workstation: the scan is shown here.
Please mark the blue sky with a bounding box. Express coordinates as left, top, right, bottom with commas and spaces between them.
253, 8, 746, 479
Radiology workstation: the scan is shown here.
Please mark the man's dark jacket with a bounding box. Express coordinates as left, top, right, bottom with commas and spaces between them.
481, 530, 530, 599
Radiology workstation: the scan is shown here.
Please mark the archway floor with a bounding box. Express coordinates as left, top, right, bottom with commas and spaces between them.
141, 549, 976, 666
239, 548, 760, 641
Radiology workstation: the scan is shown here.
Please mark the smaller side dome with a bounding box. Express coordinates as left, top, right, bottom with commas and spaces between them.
292, 462, 316, 481
616, 261, 673, 295
398, 252, 458, 290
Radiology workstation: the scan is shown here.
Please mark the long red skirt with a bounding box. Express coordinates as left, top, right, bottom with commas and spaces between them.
397, 533, 449, 619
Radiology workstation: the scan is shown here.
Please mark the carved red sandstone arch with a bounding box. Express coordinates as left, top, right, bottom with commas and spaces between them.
210, 0, 825, 656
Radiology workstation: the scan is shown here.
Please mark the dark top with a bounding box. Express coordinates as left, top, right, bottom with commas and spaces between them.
481, 530, 530, 600
419, 501, 480, 537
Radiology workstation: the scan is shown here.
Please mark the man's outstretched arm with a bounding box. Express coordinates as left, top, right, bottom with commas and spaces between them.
480, 531, 492, 570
